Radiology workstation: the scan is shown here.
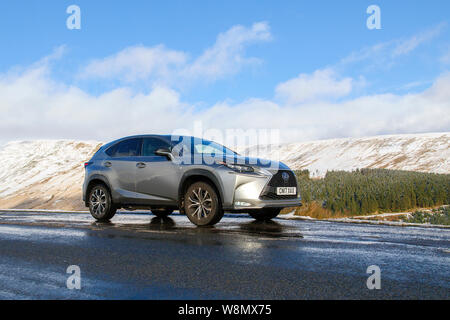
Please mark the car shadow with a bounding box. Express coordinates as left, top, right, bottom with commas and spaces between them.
148, 216, 176, 230
238, 220, 302, 238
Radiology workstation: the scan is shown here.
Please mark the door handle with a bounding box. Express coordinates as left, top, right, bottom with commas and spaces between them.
136, 162, 146, 168
104, 161, 112, 167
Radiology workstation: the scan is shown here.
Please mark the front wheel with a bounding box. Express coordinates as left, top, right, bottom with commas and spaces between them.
249, 208, 281, 221
89, 185, 116, 221
184, 182, 223, 226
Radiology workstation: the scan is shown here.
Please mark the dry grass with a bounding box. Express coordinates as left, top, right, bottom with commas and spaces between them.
281, 202, 447, 220
281, 201, 350, 219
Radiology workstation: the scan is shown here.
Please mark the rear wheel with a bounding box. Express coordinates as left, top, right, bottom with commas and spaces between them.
249, 208, 281, 221
89, 185, 116, 221
184, 182, 223, 226
151, 208, 174, 218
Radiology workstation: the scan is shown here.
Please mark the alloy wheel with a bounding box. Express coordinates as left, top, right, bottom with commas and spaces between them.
91, 188, 107, 217
188, 187, 213, 219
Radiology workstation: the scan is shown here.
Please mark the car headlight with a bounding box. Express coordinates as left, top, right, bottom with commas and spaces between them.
221, 162, 254, 173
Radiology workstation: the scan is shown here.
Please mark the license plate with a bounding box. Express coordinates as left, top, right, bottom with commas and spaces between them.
276, 187, 297, 195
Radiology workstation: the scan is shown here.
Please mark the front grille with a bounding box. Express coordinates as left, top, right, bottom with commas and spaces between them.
260, 193, 298, 200
260, 170, 298, 200
267, 170, 297, 187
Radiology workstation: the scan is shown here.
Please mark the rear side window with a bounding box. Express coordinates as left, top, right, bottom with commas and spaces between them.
142, 138, 171, 157
106, 138, 141, 157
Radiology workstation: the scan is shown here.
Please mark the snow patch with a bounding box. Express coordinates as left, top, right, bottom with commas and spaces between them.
241, 132, 450, 177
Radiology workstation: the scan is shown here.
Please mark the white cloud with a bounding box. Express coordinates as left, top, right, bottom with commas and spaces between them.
181, 22, 272, 81
340, 23, 446, 69
80, 45, 187, 82
204, 74, 450, 142
79, 22, 272, 85
440, 45, 450, 65
1, 22, 449, 145
275, 69, 353, 104
1, 57, 449, 144
392, 23, 445, 57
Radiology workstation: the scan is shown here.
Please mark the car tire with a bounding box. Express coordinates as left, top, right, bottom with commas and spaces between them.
184, 181, 224, 226
249, 208, 281, 221
89, 185, 117, 221
151, 208, 174, 218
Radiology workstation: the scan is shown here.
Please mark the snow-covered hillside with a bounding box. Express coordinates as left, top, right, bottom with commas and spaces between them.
0, 140, 102, 210
0, 132, 448, 210
242, 132, 450, 177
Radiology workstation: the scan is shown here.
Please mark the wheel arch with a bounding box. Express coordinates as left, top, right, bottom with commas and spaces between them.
85, 175, 113, 207
178, 169, 225, 209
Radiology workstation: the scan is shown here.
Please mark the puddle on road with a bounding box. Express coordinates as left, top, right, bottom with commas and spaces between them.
89, 216, 304, 240
0, 211, 304, 240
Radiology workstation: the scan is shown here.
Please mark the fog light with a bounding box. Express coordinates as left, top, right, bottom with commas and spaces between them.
234, 201, 251, 207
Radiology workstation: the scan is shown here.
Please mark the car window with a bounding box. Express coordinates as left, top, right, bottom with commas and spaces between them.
107, 138, 141, 157
142, 138, 171, 157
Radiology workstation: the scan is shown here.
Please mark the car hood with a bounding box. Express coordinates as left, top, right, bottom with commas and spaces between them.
222, 155, 290, 171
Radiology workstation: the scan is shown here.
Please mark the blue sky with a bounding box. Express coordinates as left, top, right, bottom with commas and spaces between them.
0, 1, 449, 143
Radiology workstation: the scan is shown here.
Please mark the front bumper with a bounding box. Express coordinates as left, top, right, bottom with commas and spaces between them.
229, 169, 302, 210
232, 197, 302, 210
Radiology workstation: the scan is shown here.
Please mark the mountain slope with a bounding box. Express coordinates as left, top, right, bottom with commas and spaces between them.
0, 140, 102, 210
0, 132, 448, 210
242, 132, 450, 177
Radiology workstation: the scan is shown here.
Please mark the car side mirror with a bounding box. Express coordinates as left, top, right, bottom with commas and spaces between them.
155, 148, 173, 160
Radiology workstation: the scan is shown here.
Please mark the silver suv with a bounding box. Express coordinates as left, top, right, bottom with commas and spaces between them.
83, 135, 301, 226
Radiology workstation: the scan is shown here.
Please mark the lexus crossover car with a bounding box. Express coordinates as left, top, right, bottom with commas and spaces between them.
82, 135, 301, 226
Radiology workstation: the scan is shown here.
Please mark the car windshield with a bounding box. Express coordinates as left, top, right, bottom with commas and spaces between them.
173, 137, 238, 156
194, 140, 237, 155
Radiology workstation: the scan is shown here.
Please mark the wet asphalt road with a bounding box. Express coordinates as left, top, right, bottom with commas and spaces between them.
0, 210, 448, 300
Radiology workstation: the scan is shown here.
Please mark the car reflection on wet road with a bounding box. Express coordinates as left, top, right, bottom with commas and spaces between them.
0, 210, 448, 299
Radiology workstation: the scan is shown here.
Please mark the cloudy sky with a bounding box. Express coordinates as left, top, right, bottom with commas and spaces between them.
0, 0, 449, 145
